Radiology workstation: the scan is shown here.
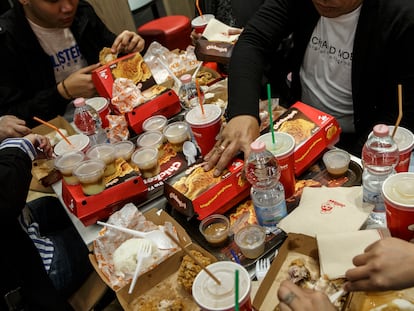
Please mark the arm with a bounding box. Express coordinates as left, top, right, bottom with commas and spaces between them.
345, 237, 414, 292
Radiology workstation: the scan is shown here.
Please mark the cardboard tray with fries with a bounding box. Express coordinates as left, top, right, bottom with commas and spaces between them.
89, 208, 217, 311
273, 101, 341, 177
31, 116, 77, 191
164, 158, 251, 220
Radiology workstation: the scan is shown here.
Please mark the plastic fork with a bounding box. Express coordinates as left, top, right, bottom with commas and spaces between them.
128, 239, 152, 294
255, 257, 271, 281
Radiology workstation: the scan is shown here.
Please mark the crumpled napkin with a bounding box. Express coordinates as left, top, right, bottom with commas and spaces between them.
278, 186, 374, 237
317, 229, 387, 280
111, 78, 146, 113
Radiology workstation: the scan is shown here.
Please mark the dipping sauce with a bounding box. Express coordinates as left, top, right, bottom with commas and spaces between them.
235, 224, 266, 259
322, 149, 351, 177
199, 214, 230, 247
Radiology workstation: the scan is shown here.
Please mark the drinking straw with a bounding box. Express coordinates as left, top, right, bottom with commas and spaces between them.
196, 0, 203, 17
230, 249, 241, 264
165, 231, 221, 285
33, 116, 72, 146
235, 269, 240, 311
195, 79, 205, 116
267, 83, 276, 145
392, 84, 403, 138
191, 61, 203, 80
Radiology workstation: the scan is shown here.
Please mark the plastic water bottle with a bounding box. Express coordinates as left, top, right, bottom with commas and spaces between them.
73, 97, 107, 146
362, 124, 399, 228
245, 140, 287, 232
178, 74, 204, 110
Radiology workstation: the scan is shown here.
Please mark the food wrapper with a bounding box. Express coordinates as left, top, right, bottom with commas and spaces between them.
111, 78, 146, 114
143, 41, 201, 84
106, 115, 129, 143
93, 203, 179, 290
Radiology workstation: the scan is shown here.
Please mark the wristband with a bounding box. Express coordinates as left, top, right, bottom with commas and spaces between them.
61, 79, 74, 99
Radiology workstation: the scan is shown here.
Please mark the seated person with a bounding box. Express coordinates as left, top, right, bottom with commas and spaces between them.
0, 0, 145, 127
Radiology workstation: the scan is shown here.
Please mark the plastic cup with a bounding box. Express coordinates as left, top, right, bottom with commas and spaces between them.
85, 97, 110, 129
131, 147, 160, 179
54, 151, 85, 185
235, 224, 266, 259
54, 134, 90, 157
322, 149, 351, 177
185, 104, 222, 156
136, 131, 164, 156
142, 115, 168, 132
383, 172, 414, 241
192, 261, 252, 311
199, 214, 230, 247
256, 132, 296, 198
73, 160, 106, 196
389, 126, 414, 172
86, 143, 116, 177
113, 141, 135, 162
191, 14, 214, 34
163, 121, 190, 153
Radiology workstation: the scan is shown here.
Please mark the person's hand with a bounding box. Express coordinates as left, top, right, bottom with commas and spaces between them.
111, 30, 145, 54
277, 280, 336, 311
345, 237, 414, 292
60, 63, 101, 99
191, 29, 203, 45
24, 134, 53, 159
0, 115, 31, 141
203, 115, 259, 176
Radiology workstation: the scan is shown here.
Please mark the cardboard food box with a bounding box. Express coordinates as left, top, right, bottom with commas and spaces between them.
164, 158, 251, 220
195, 39, 234, 64
31, 116, 78, 190
253, 233, 350, 311
90, 208, 217, 310
273, 102, 341, 176
92, 52, 156, 99
61, 163, 148, 226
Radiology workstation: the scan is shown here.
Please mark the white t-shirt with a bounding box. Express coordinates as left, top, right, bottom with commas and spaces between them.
28, 19, 87, 83
300, 6, 361, 133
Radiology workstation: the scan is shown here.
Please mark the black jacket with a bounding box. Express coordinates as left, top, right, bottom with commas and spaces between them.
0, 146, 72, 310
228, 0, 414, 152
0, 0, 116, 128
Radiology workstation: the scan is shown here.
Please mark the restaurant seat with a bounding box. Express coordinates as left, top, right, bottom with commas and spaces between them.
137, 15, 192, 51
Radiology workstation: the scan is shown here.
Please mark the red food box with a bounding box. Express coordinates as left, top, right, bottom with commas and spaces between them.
164, 158, 251, 220
61, 169, 148, 226
273, 102, 341, 176
92, 52, 156, 98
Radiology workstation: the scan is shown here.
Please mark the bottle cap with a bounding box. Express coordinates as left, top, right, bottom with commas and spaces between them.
180, 74, 192, 84
73, 97, 86, 108
250, 140, 266, 152
373, 124, 390, 137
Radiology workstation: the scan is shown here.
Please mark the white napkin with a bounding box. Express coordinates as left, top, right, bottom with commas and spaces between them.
278, 186, 373, 237
317, 229, 383, 280
202, 18, 240, 42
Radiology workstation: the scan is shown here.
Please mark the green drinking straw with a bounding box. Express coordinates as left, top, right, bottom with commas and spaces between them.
267, 83, 276, 146
235, 269, 240, 311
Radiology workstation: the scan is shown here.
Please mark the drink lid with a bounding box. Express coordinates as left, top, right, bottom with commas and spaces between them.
54, 134, 90, 156
383, 173, 414, 207
86, 97, 108, 112
256, 132, 295, 157
388, 126, 414, 152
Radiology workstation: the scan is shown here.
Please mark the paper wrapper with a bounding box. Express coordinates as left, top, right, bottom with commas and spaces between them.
106, 115, 129, 143
93, 203, 179, 290
111, 78, 146, 114
278, 186, 374, 237
317, 229, 388, 280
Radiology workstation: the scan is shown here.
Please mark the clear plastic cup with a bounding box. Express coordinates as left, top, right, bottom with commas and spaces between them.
192, 261, 252, 311
199, 214, 230, 247
113, 141, 135, 162
54, 151, 85, 185
322, 149, 351, 177
163, 121, 190, 152
142, 115, 168, 132
136, 131, 164, 156
86, 143, 116, 177
235, 224, 266, 259
53, 134, 90, 157
131, 147, 160, 179
73, 160, 106, 196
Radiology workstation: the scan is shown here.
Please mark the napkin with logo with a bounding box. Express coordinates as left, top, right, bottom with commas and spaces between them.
278, 186, 373, 237
317, 229, 388, 280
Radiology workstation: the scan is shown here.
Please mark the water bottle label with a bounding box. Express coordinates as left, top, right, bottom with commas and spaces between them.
253, 200, 287, 228
363, 187, 385, 212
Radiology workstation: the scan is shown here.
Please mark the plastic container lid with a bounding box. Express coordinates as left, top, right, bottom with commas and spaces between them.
142, 115, 168, 132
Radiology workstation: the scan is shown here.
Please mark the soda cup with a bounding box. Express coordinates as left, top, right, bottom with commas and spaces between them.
85, 97, 111, 129
255, 132, 296, 198
191, 14, 214, 34
388, 126, 414, 172
192, 261, 252, 311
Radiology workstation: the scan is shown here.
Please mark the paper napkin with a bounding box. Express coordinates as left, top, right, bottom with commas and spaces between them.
202, 18, 240, 43
278, 186, 374, 237
317, 229, 387, 279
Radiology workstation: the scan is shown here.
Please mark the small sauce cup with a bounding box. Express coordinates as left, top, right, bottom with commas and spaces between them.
86, 143, 116, 177
235, 224, 266, 259
131, 147, 160, 179
73, 160, 106, 196
322, 149, 351, 177
113, 140, 135, 162
199, 214, 230, 247
163, 121, 190, 152
142, 115, 168, 132
54, 151, 85, 185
